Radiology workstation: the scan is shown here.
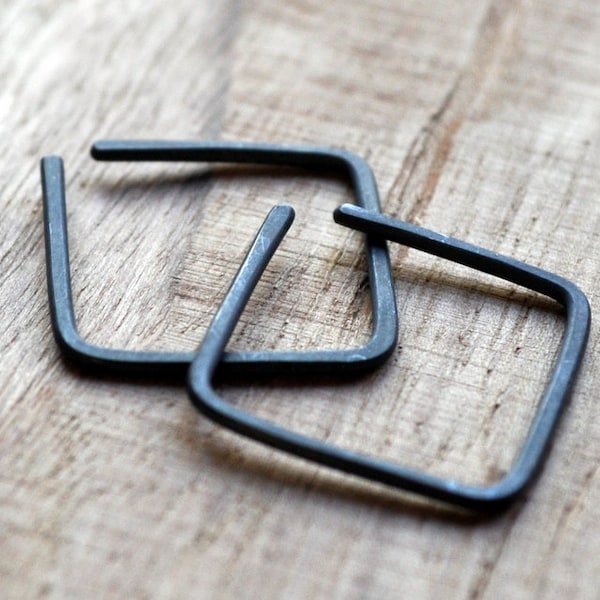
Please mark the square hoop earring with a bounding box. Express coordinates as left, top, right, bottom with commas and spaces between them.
41, 141, 398, 377
187, 203, 590, 512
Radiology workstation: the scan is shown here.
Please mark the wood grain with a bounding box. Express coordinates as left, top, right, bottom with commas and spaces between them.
2, 0, 600, 598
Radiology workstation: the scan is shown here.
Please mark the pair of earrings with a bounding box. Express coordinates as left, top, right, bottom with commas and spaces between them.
41, 140, 590, 512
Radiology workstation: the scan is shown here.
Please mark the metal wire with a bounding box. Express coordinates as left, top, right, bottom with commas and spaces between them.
187, 203, 590, 512
40, 141, 398, 377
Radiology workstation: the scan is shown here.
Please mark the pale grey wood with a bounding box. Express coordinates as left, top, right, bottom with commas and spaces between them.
1, 1, 599, 598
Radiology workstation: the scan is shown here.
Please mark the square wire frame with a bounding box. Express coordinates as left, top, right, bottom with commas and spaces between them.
40, 141, 398, 378
188, 203, 590, 512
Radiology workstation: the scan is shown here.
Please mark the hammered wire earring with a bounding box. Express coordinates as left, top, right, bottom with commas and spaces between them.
187, 203, 590, 512
41, 140, 398, 378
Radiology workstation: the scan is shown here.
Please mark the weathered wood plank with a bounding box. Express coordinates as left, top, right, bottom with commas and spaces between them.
1, 1, 600, 598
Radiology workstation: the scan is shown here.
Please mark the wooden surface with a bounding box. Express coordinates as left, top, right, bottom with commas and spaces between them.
2, 1, 600, 598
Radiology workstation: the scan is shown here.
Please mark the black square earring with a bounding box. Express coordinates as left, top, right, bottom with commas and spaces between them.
187, 203, 590, 512
41, 141, 398, 377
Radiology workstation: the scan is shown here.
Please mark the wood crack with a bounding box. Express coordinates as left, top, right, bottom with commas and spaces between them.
386, 0, 523, 227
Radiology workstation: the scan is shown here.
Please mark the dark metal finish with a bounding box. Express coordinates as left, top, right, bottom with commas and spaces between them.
41, 141, 398, 377
187, 203, 590, 512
